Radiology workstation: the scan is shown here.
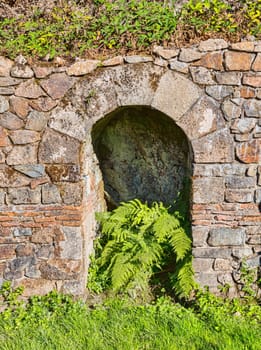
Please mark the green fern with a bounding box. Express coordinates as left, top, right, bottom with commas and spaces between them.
90, 199, 195, 298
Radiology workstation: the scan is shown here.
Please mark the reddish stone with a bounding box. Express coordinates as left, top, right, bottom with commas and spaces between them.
225, 52, 254, 71
0, 57, 13, 77
102, 56, 124, 66
193, 52, 223, 71
0, 244, 16, 259
30, 176, 49, 189
242, 75, 261, 87
9, 130, 40, 145
15, 79, 46, 98
252, 54, 261, 71
31, 227, 55, 244
32, 65, 53, 78
0, 165, 30, 187
0, 126, 10, 147
9, 96, 30, 119
238, 87, 255, 98
40, 73, 75, 99
29, 97, 57, 112
236, 139, 261, 163
15, 244, 34, 257
231, 42, 255, 52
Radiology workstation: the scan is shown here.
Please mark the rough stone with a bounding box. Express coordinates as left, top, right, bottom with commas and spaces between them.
13, 228, 32, 237
49, 106, 85, 141
25, 111, 48, 131
246, 255, 261, 268
0, 87, 15, 95
9, 130, 40, 144
206, 85, 233, 100
67, 60, 100, 76
213, 259, 232, 271
247, 165, 257, 177
0, 57, 13, 76
179, 48, 202, 62
236, 140, 261, 163
10, 65, 34, 78
102, 56, 124, 67
225, 189, 253, 203
0, 112, 24, 130
59, 183, 82, 205
29, 97, 57, 112
169, 58, 189, 73
208, 227, 245, 246
225, 176, 255, 189
190, 66, 215, 85
177, 96, 219, 140
32, 65, 53, 78
13, 164, 45, 178
0, 150, 5, 163
8, 187, 41, 204
36, 244, 54, 259
0, 96, 9, 113
192, 226, 209, 247
45, 165, 80, 182
237, 86, 255, 98
192, 128, 234, 163
153, 46, 179, 59
193, 52, 223, 71
6, 144, 38, 165
15, 55, 27, 65
215, 71, 242, 85
39, 129, 80, 164
193, 258, 214, 272
252, 54, 261, 71
0, 126, 10, 147
31, 227, 56, 244
0, 189, 5, 204
59, 226, 82, 260
231, 118, 256, 134
193, 177, 224, 204
25, 265, 41, 279
39, 259, 81, 280
40, 73, 75, 100
225, 52, 254, 70
231, 42, 255, 52
9, 96, 30, 119
42, 184, 62, 204
255, 189, 261, 204
153, 57, 168, 67
0, 165, 30, 187
244, 100, 261, 117
152, 70, 202, 121
221, 100, 242, 120
124, 56, 153, 64
195, 272, 218, 287
198, 39, 228, 52
231, 247, 253, 259
15, 79, 46, 98
243, 74, 261, 87
0, 77, 21, 87
15, 244, 34, 257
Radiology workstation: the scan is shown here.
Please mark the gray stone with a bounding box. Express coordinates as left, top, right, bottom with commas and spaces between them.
177, 96, 219, 140
213, 259, 232, 271
36, 244, 54, 260
10, 65, 34, 78
222, 100, 242, 120
225, 176, 256, 189
0, 87, 15, 95
9, 130, 40, 144
153, 46, 179, 59
59, 183, 82, 205
39, 129, 80, 164
246, 255, 261, 268
25, 265, 41, 278
13, 228, 32, 237
49, 106, 85, 141
244, 100, 261, 117
0, 112, 24, 130
39, 259, 80, 280
192, 226, 209, 247
60, 226, 82, 260
152, 70, 202, 121
192, 128, 234, 163
193, 164, 248, 177
255, 189, 261, 203
124, 56, 153, 64
179, 48, 203, 62
232, 247, 253, 259
15, 55, 27, 65
193, 258, 214, 272
0, 96, 9, 113
208, 227, 246, 246
0, 189, 5, 204
25, 111, 48, 131
206, 85, 234, 100
198, 39, 228, 52
247, 165, 257, 177
195, 272, 218, 287
42, 184, 62, 204
8, 256, 34, 272
190, 66, 215, 85
0, 77, 21, 86
231, 118, 256, 133
153, 57, 168, 67
225, 190, 253, 203
13, 164, 45, 178
8, 187, 41, 204
193, 177, 224, 203
169, 58, 189, 73
6, 145, 38, 165
235, 134, 251, 142
67, 60, 100, 76
215, 72, 242, 85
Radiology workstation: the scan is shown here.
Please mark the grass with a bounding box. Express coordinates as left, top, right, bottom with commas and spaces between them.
0, 296, 260, 350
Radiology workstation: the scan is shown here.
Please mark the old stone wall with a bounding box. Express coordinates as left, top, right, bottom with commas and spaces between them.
0, 38, 260, 296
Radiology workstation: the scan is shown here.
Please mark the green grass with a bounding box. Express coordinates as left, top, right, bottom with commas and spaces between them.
0, 296, 260, 350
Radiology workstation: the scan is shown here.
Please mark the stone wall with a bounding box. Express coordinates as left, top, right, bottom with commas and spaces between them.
0, 38, 260, 296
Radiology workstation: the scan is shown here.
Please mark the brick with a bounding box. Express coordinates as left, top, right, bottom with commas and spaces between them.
225, 52, 254, 71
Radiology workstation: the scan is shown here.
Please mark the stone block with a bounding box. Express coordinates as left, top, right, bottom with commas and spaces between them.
198, 39, 228, 52
246, 255, 261, 268
0, 165, 31, 187
59, 183, 83, 205
13, 227, 32, 237
169, 58, 189, 73
213, 258, 232, 271
0, 77, 21, 87
45, 165, 80, 182
9, 130, 40, 144
244, 100, 261, 117
193, 258, 214, 272
192, 52, 223, 71
221, 100, 241, 120
225, 52, 254, 71
102, 56, 124, 67
215, 71, 242, 85
8, 187, 41, 204
15, 79, 46, 98
25, 111, 48, 131
179, 48, 202, 62
67, 59, 100, 76
32, 65, 53, 78
206, 85, 233, 100
124, 56, 153, 64
236, 140, 261, 163
0, 112, 24, 130
225, 189, 253, 203
231, 42, 255, 52
255, 189, 261, 204
231, 247, 253, 259
29, 97, 57, 112
195, 272, 218, 287
193, 177, 224, 204
59, 226, 82, 260
36, 244, 54, 259
31, 227, 55, 244
190, 66, 215, 85
13, 164, 45, 178
252, 53, 261, 71
15, 244, 34, 257
208, 227, 246, 246
9, 96, 30, 119
225, 176, 256, 189
6, 144, 38, 165
42, 184, 62, 204
40, 73, 75, 99
0, 245, 16, 259
192, 226, 209, 247
0, 126, 10, 147
0, 87, 15, 95
10, 65, 34, 78
152, 70, 202, 121
231, 118, 256, 133
0, 96, 9, 113
192, 128, 234, 163
39, 259, 81, 280
153, 46, 179, 59
243, 75, 261, 88
39, 129, 80, 164
0, 189, 5, 204
0, 56, 13, 76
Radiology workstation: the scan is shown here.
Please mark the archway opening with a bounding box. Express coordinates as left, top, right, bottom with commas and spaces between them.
92, 106, 192, 210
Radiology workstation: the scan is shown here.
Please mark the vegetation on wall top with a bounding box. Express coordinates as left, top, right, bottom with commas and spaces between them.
0, 0, 260, 60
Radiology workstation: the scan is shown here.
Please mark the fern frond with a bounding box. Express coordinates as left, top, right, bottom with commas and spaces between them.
171, 256, 195, 298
